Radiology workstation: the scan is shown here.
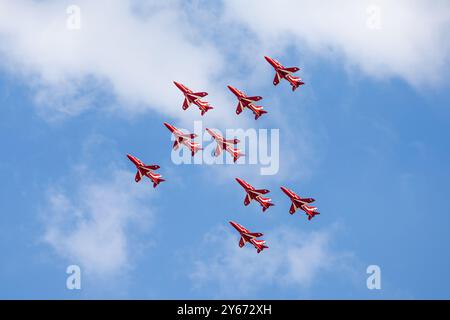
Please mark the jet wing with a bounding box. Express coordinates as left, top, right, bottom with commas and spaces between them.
245, 96, 262, 102
244, 194, 251, 206
254, 189, 269, 195
273, 72, 281, 85
181, 133, 197, 139
214, 144, 222, 157
182, 98, 190, 110
236, 102, 244, 115
239, 237, 245, 248
289, 203, 297, 214
144, 165, 160, 170
173, 140, 180, 150
135, 170, 143, 183
284, 66, 300, 73
300, 197, 315, 203
246, 232, 263, 238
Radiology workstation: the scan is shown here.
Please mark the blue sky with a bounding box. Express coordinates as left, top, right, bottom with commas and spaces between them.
0, 0, 450, 299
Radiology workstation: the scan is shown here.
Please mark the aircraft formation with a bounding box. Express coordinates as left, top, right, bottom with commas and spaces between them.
127, 56, 318, 254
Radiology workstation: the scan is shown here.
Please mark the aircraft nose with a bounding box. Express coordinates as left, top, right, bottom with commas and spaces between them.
229, 221, 238, 229
163, 122, 173, 131
126, 154, 133, 161
173, 81, 182, 89
264, 56, 276, 66
280, 186, 289, 195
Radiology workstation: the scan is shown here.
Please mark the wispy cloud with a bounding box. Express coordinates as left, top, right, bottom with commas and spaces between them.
189, 225, 354, 298
42, 168, 155, 278
1, 0, 447, 125
0, 0, 240, 125
223, 0, 450, 88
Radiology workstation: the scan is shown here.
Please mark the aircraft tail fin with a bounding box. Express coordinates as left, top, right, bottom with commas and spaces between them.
308, 211, 320, 220
200, 105, 214, 116
292, 79, 305, 91
254, 109, 267, 120
193, 91, 208, 97
181, 133, 197, 139
232, 149, 245, 162
153, 177, 165, 188
225, 138, 240, 145
261, 200, 274, 212
255, 240, 268, 253
190, 144, 203, 156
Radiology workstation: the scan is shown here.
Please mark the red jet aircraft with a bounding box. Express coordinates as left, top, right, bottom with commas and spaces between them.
173, 81, 214, 116
206, 128, 244, 163
264, 56, 304, 91
229, 221, 268, 253
227, 85, 267, 120
164, 122, 202, 156
236, 178, 274, 212
127, 154, 165, 188
280, 186, 320, 220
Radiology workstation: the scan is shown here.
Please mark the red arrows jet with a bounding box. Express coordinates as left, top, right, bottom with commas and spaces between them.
227, 85, 267, 120
229, 221, 268, 254
164, 122, 202, 156
173, 81, 214, 116
264, 56, 304, 91
127, 154, 165, 188
206, 128, 244, 163
280, 186, 320, 220
236, 178, 274, 212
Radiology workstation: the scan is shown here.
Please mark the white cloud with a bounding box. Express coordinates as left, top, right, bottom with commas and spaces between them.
0, 0, 447, 125
0, 0, 241, 125
223, 0, 450, 87
42, 168, 155, 277
190, 225, 352, 297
